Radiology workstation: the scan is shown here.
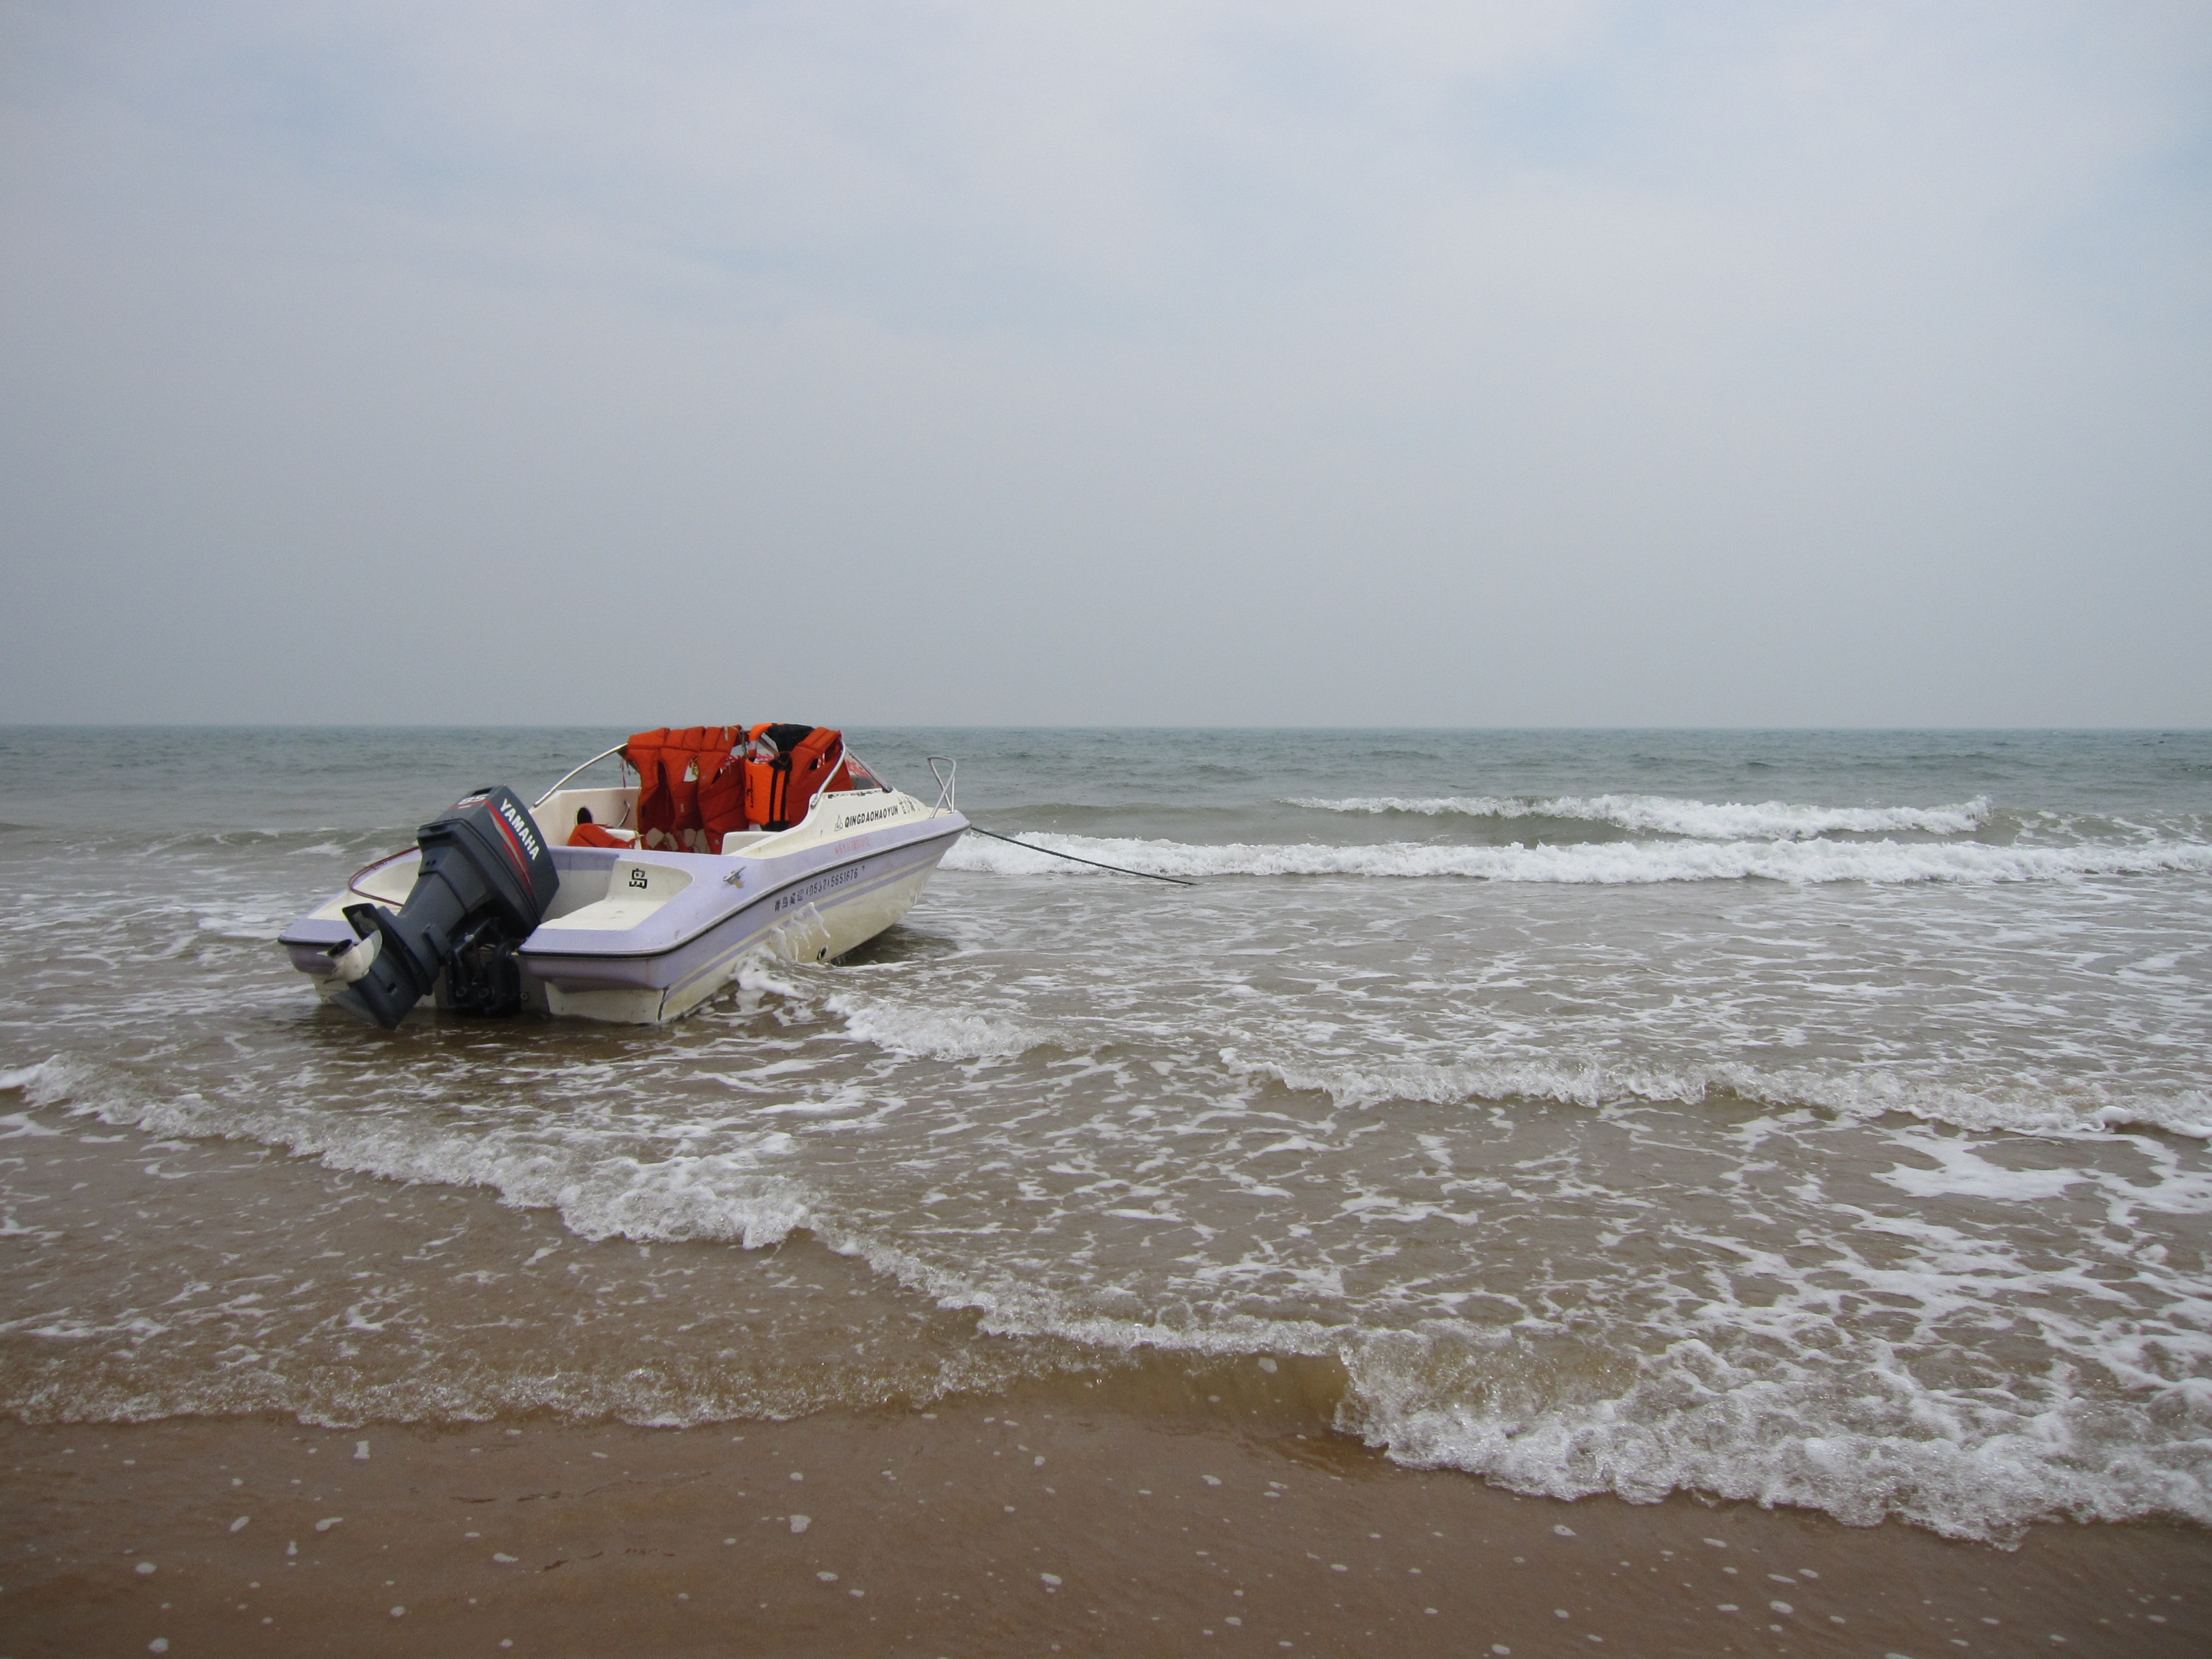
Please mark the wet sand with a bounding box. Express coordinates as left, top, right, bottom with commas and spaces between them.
3, 1369, 2206, 1659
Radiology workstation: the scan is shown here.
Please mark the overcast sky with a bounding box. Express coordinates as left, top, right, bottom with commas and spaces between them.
2, 1, 2207, 726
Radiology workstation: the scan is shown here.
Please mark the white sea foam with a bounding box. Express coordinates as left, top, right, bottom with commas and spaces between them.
1335, 1325, 2212, 1544
819, 1136, 2212, 1544
351, 1132, 814, 1250
0, 1059, 68, 1099
1875, 1141, 2087, 1201
822, 994, 1049, 1062
945, 831, 2212, 886
1225, 1052, 2212, 1140
729, 1204, 2212, 1546
25, 1054, 815, 1250
1288, 794, 1994, 840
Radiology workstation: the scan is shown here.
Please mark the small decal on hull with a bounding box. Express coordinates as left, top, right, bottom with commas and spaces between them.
775, 860, 871, 913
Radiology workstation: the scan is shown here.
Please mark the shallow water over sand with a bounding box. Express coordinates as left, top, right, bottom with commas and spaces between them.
3, 726, 2209, 1544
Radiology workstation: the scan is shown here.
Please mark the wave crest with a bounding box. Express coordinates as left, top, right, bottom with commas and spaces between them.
1337, 1326, 2212, 1543
1288, 792, 1993, 839
1223, 1052, 2212, 1139
945, 832, 2212, 886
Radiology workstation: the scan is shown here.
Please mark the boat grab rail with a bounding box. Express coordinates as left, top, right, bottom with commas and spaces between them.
927, 756, 957, 815
535, 745, 632, 810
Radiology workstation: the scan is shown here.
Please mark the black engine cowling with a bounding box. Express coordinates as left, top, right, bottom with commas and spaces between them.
331, 784, 559, 1030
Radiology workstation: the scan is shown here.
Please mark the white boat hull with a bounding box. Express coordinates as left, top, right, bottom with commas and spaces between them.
281, 778, 966, 1027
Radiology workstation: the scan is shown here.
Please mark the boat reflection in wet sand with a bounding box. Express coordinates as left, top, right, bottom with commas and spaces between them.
278, 724, 968, 1027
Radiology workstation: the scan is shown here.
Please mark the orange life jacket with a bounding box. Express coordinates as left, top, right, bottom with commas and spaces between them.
567, 821, 629, 848
697, 745, 750, 850
627, 726, 745, 852
742, 723, 844, 832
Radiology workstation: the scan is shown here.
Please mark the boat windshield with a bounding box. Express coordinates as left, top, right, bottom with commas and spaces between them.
838, 754, 889, 792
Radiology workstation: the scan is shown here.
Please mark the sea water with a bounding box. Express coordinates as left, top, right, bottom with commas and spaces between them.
1, 726, 2207, 1544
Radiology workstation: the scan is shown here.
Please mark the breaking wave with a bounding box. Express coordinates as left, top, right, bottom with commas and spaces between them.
1334, 1324, 2212, 1544
1288, 793, 1993, 839
2, 1052, 811, 1251
945, 831, 2212, 885
1218, 1052, 2212, 1141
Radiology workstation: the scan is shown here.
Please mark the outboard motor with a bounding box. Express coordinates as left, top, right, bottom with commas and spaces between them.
332, 784, 560, 1030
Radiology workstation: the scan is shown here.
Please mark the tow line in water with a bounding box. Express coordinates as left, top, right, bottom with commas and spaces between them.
964, 825, 1196, 886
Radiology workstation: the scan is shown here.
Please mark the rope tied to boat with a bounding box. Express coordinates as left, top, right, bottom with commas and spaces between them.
964, 825, 1195, 886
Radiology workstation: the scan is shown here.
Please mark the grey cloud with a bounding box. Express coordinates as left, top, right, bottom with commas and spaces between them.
2, 0, 2207, 725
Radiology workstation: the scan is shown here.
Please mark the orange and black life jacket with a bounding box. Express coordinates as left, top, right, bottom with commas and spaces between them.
742, 723, 844, 832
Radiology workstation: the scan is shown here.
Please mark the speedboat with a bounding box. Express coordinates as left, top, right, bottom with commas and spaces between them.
277, 725, 968, 1027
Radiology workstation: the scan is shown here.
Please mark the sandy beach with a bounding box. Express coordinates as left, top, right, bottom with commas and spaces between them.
5, 1366, 2207, 1658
